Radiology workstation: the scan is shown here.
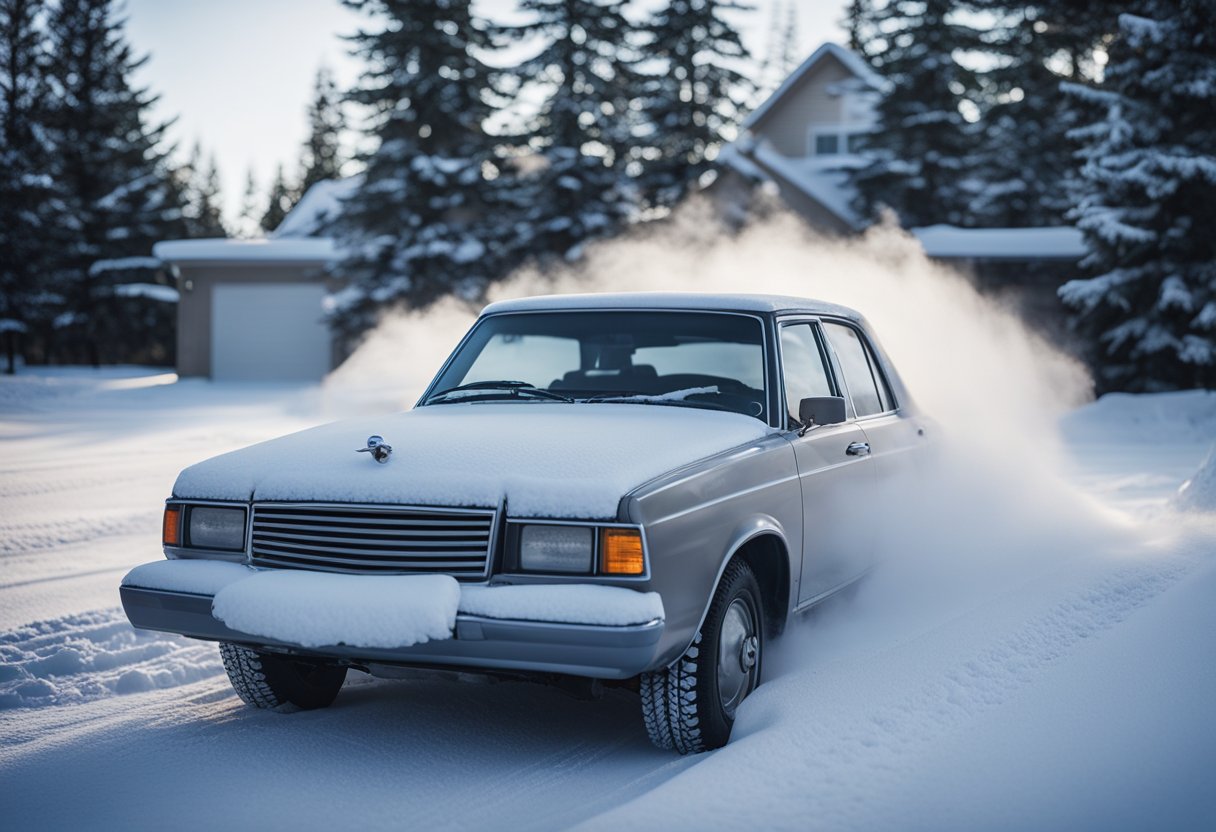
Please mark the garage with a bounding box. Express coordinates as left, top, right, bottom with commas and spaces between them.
151, 238, 340, 382
211, 283, 331, 382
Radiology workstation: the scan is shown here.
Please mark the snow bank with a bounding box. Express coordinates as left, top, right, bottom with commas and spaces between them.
122, 559, 255, 595
1061, 389, 1216, 444
0, 609, 222, 710
211, 571, 460, 649
173, 403, 775, 519
459, 584, 663, 626
1174, 445, 1216, 512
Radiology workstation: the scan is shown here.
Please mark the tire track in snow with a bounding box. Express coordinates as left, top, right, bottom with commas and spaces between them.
0, 608, 223, 710
0, 511, 158, 555
0, 468, 153, 500
589, 551, 1203, 832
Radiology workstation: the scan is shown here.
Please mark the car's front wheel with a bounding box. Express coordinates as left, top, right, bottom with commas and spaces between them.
219, 642, 347, 712
640, 560, 763, 753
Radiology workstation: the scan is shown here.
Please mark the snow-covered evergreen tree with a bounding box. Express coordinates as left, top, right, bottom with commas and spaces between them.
260, 164, 295, 234
298, 66, 345, 196
843, 0, 872, 53
1059, 3, 1216, 391
967, 1, 1132, 227
43, 0, 185, 366
176, 142, 227, 238
332, 0, 505, 335
495, 0, 642, 266
848, 0, 984, 227
236, 168, 259, 238
638, 0, 752, 208
0, 0, 59, 372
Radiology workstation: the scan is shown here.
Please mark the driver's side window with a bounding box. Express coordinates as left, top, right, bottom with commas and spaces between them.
780, 323, 834, 428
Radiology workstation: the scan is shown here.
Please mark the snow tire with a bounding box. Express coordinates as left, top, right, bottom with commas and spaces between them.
640, 560, 763, 754
219, 642, 347, 712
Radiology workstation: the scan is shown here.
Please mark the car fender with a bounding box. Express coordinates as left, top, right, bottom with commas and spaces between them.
678, 514, 795, 664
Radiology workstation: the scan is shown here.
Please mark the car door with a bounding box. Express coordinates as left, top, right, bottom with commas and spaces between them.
779, 321, 877, 606
820, 320, 923, 488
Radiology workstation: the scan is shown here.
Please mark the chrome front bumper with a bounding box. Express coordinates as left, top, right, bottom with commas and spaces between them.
119, 585, 665, 679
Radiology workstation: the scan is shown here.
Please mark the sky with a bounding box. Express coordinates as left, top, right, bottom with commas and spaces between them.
123, 0, 849, 228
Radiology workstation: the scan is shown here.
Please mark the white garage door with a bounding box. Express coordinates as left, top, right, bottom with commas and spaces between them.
211, 283, 331, 382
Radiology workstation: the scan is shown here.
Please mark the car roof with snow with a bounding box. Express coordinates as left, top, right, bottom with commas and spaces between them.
481, 292, 862, 319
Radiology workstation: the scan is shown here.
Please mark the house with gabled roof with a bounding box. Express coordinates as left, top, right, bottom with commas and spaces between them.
719, 42, 1085, 262
717, 42, 1088, 343
718, 42, 885, 234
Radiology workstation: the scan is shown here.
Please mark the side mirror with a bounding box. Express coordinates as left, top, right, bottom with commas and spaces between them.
798, 396, 846, 431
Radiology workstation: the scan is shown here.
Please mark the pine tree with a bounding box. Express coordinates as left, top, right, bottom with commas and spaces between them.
332, 0, 504, 335
849, 0, 984, 227
639, 0, 753, 208
43, 0, 186, 366
1059, 2, 1216, 392
176, 142, 227, 237
0, 0, 60, 372
236, 169, 259, 238
298, 66, 345, 196
260, 164, 296, 234
756, 1, 800, 96
967, 1, 1132, 227
843, 0, 871, 53
496, 0, 642, 267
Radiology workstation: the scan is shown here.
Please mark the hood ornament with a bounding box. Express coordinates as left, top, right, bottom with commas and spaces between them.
357, 435, 392, 464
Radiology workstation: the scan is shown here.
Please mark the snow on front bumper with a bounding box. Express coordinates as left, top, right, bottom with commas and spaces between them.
119, 560, 666, 679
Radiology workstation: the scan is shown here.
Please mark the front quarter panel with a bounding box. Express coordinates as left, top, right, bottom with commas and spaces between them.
622, 433, 801, 667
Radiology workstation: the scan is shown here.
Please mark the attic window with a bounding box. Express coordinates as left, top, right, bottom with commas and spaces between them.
810, 126, 869, 157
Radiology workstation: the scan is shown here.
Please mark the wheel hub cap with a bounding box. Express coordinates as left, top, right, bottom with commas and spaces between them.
740, 635, 758, 672
717, 598, 759, 716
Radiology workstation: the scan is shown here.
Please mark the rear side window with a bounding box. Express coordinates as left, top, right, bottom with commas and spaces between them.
823, 322, 887, 417
780, 324, 833, 425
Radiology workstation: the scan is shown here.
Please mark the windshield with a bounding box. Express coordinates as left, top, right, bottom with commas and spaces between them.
425, 311, 768, 421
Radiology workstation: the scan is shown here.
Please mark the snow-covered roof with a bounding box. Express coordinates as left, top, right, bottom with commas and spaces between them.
152, 238, 338, 265
482, 292, 861, 319
752, 143, 865, 229
272, 178, 359, 239
718, 138, 865, 230
912, 225, 1087, 260
744, 42, 887, 131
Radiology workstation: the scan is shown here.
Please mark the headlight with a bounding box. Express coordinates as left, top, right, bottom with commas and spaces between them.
519, 524, 593, 573
186, 506, 246, 551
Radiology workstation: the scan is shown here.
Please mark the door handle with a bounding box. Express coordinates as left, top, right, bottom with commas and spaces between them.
846, 442, 871, 457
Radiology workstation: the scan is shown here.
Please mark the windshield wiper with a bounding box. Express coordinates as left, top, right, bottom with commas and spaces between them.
583, 395, 734, 413
425, 380, 573, 404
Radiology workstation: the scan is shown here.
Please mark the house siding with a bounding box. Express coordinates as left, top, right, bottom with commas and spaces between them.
750, 55, 856, 157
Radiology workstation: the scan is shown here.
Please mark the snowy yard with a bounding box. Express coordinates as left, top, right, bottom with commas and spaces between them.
1, 367, 1214, 830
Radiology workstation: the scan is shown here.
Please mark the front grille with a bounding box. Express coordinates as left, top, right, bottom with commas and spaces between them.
249, 503, 496, 579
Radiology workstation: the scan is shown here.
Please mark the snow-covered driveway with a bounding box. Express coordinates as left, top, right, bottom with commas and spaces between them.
1, 369, 1214, 830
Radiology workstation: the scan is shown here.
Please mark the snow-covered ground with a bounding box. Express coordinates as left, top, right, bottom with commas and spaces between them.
1, 368, 1214, 830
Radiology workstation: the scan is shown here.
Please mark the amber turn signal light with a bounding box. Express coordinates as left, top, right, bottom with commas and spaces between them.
162, 506, 182, 546
601, 528, 644, 575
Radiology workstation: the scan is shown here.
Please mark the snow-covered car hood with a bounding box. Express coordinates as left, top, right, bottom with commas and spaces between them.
173, 403, 777, 519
